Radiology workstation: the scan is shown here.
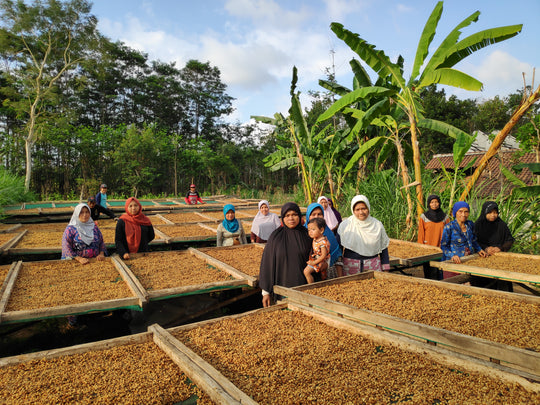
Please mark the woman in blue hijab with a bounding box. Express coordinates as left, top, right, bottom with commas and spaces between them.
305, 202, 343, 278
217, 204, 247, 246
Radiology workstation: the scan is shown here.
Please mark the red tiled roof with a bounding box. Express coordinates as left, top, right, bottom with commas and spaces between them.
425, 150, 536, 197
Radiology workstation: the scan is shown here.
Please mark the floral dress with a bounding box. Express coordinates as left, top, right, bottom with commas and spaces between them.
61, 225, 107, 259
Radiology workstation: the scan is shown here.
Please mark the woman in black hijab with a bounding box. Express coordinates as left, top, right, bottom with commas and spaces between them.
472, 201, 515, 291
259, 202, 312, 307
474, 201, 514, 254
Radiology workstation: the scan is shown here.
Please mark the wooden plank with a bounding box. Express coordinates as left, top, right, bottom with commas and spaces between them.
1, 296, 141, 323
153, 227, 171, 243
389, 238, 442, 266
0, 331, 151, 367
430, 260, 540, 285
287, 301, 540, 387
150, 324, 257, 405
197, 212, 220, 221
0, 261, 22, 321
2, 230, 27, 251
274, 282, 540, 376
0, 224, 22, 234
188, 247, 257, 287
197, 222, 218, 233
156, 213, 175, 224
147, 279, 248, 300
110, 254, 149, 305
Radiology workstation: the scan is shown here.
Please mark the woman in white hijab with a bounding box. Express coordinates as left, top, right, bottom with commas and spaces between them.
317, 196, 339, 232
250, 200, 281, 243
336, 195, 390, 275
61, 203, 107, 264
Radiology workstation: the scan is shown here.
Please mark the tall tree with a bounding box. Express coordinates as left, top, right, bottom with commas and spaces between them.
330, 1, 522, 215
0, 0, 98, 190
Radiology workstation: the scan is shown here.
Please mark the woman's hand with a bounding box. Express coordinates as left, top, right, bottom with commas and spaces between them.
451, 255, 462, 264
262, 295, 271, 308
478, 250, 488, 258
485, 246, 500, 256
123, 253, 130, 260
75, 256, 89, 265
96, 252, 105, 261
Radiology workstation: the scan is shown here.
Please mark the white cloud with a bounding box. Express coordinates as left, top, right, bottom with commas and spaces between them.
224, 0, 312, 29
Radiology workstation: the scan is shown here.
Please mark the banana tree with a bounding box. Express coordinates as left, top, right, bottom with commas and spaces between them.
330, 1, 522, 215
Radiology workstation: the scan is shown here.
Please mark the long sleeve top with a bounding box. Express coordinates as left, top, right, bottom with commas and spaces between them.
90, 204, 116, 221
441, 220, 482, 261
417, 214, 449, 247
114, 219, 155, 257
61, 225, 107, 259
217, 221, 247, 247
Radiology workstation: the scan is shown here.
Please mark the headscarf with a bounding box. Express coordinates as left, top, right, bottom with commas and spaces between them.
317, 196, 339, 230
68, 203, 95, 245
424, 194, 447, 223
327, 197, 343, 224
452, 201, 470, 219
337, 195, 390, 257
259, 202, 312, 294
474, 201, 514, 250
305, 202, 341, 266
119, 197, 153, 253
251, 200, 281, 241
222, 204, 239, 233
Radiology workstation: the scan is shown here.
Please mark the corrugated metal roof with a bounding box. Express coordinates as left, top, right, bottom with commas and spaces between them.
425, 150, 536, 197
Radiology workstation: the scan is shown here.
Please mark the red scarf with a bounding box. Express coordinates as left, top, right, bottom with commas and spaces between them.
119, 197, 152, 253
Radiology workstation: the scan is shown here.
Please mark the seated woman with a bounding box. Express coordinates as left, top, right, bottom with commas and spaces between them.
62, 203, 107, 264
441, 201, 487, 277
317, 196, 340, 233
305, 202, 343, 279
250, 200, 281, 243
473, 201, 515, 290
336, 195, 390, 275
259, 202, 312, 307
115, 197, 155, 260
217, 204, 247, 247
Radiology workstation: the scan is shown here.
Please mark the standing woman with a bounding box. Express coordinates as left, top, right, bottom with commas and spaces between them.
62, 203, 107, 264
259, 202, 312, 307
250, 200, 281, 243
317, 196, 340, 233
336, 195, 391, 275
217, 204, 247, 247
441, 201, 487, 271
115, 197, 155, 260
418, 195, 450, 246
305, 202, 343, 278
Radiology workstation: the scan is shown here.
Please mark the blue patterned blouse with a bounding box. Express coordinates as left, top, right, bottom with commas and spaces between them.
61, 225, 107, 259
440, 220, 482, 261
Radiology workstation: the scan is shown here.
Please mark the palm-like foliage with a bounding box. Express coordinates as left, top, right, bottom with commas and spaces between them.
330, 1, 522, 215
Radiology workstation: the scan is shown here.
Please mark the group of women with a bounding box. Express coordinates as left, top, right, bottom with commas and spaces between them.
61, 192, 514, 308
61, 197, 155, 263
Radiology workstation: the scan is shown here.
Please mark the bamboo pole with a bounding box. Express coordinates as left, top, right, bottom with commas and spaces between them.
459, 84, 540, 201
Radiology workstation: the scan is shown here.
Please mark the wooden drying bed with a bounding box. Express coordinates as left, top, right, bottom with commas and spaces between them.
388, 238, 442, 266
114, 249, 251, 300
0, 257, 145, 324
2, 304, 540, 403
154, 224, 217, 242
430, 251, 540, 285
274, 271, 540, 378
192, 244, 265, 286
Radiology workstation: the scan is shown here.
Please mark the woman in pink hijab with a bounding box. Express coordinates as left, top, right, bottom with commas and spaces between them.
317, 196, 339, 233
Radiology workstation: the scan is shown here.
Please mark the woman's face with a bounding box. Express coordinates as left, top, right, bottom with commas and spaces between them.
225, 210, 235, 221
79, 207, 90, 223
353, 202, 369, 221
127, 200, 140, 216
429, 199, 440, 210
455, 207, 469, 223
282, 210, 300, 229
485, 209, 498, 222
259, 204, 269, 215
309, 207, 324, 221
319, 199, 328, 209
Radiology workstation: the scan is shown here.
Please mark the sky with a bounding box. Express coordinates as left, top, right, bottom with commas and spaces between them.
90, 0, 540, 124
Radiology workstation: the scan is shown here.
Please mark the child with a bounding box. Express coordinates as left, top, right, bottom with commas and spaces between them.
87, 197, 116, 224
95, 183, 108, 209
184, 184, 205, 205
304, 217, 330, 283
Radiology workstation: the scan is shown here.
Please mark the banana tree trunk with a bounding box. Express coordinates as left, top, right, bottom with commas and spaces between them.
408, 113, 424, 217
459, 84, 540, 201
395, 136, 413, 227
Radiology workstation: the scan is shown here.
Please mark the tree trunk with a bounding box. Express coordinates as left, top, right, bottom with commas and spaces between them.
395, 136, 413, 228
459, 84, 540, 201
408, 113, 424, 217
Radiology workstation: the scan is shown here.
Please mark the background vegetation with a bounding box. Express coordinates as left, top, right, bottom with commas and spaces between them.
0, 0, 538, 253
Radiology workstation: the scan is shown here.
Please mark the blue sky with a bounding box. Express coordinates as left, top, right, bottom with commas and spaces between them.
90, 0, 540, 124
